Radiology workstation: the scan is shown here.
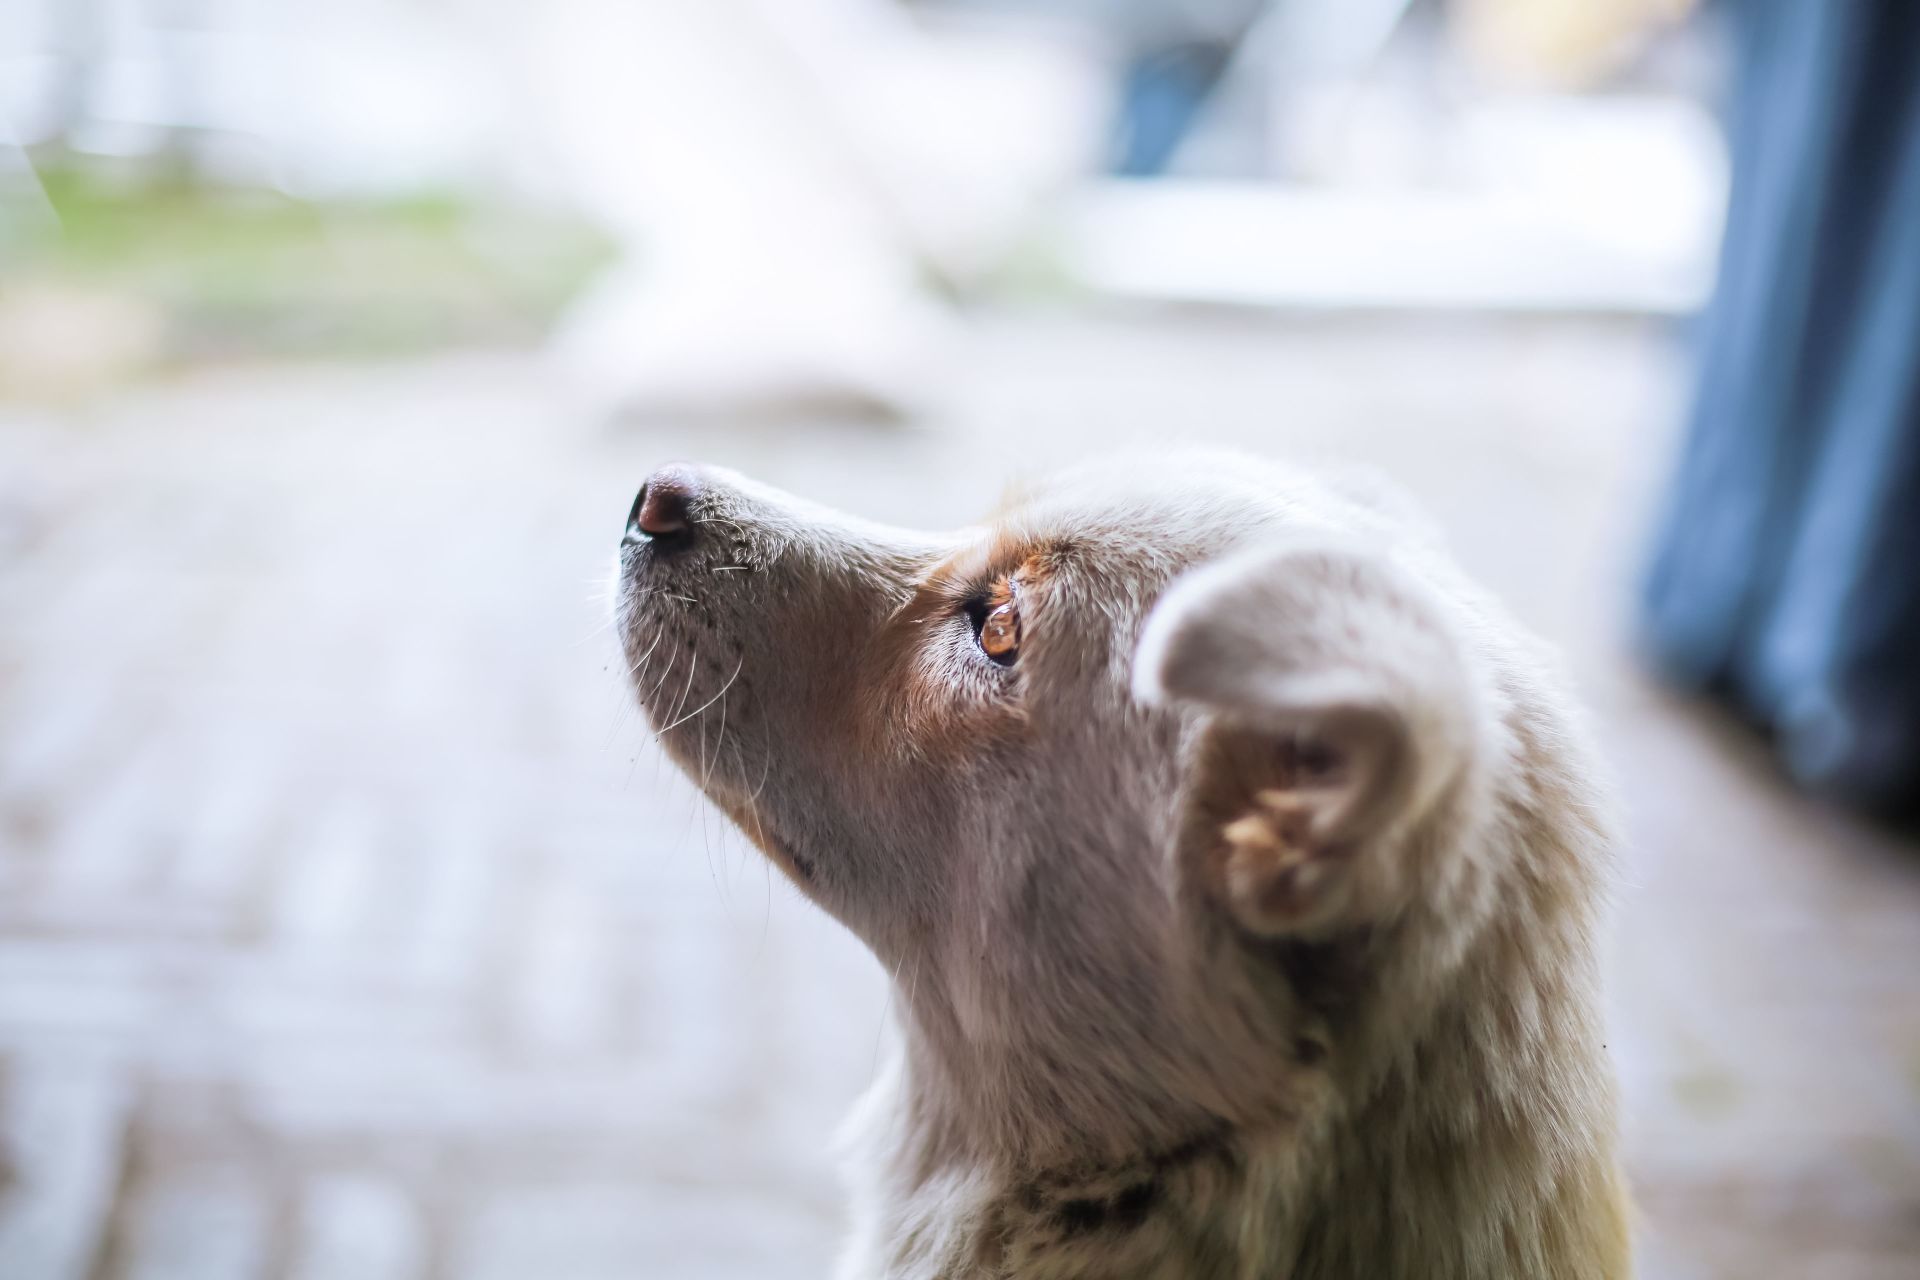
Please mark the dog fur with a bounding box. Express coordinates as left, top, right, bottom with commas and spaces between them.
614, 455, 1629, 1279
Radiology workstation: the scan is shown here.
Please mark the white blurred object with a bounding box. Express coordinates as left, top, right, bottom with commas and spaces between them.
533, 0, 1105, 420
756, 1, 1107, 286
1453, 0, 1701, 88
0, 0, 1105, 419
1064, 94, 1726, 314
0, 0, 509, 193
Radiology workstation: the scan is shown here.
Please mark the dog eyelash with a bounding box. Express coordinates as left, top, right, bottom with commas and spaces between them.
961, 595, 995, 632
962, 577, 1021, 667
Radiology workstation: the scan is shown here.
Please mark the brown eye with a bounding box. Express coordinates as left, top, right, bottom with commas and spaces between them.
978, 600, 1020, 665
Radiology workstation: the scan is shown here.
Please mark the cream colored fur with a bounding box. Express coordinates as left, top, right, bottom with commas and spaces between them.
614, 455, 1630, 1279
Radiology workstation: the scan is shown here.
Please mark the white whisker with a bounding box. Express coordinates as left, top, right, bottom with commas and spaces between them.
643, 648, 680, 704
663, 648, 702, 729
625, 628, 665, 680
745, 723, 775, 805
658, 654, 743, 737
693, 515, 751, 539
700, 680, 731, 790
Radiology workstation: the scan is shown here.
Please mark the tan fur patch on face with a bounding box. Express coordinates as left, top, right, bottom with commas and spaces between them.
852, 537, 1070, 767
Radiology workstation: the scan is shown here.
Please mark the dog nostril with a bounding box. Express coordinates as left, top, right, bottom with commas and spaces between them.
625, 466, 699, 546
624, 486, 650, 540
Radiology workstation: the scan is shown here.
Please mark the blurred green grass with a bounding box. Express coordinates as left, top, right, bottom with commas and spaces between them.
6, 160, 616, 372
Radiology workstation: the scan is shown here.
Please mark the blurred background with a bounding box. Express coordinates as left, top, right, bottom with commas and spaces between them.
1, 1, 1916, 1277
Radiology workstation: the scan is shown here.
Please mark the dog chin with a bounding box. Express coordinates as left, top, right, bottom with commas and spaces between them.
713, 793, 815, 886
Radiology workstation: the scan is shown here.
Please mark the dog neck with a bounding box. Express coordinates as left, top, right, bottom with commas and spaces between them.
835, 1048, 1308, 1280
837, 1014, 1632, 1280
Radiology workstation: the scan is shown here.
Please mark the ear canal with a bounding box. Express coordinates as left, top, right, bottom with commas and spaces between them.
1275, 700, 1413, 847
1136, 541, 1478, 935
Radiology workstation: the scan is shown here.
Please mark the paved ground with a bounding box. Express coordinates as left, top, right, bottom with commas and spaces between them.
1, 314, 1916, 1278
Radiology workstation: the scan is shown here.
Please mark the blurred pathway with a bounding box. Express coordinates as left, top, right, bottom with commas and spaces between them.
0, 317, 1915, 1278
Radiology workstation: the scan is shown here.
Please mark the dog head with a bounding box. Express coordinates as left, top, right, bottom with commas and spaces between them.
614, 455, 1489, 1165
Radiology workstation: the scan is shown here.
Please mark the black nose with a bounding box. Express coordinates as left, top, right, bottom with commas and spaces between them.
623, 465, 699, 548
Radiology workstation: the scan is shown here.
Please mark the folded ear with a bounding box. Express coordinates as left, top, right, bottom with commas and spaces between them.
1134, 540, 1478, 936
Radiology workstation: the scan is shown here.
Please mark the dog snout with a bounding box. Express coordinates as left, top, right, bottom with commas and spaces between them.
623, 464, 702, 550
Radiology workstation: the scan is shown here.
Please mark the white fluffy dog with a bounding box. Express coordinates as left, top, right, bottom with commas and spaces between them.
614, 456, 1629, 1279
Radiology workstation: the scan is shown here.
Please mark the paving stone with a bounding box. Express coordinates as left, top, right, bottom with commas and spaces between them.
119, 1172, 273, 1280
0, 1055, 130, 1280
289, 1174, 426, 1280
452, 1181, 837, 1280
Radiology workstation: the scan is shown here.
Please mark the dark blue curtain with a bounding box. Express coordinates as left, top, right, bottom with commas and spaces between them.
1643, 0, 1920, 816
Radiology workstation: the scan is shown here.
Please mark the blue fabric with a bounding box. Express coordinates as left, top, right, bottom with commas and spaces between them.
1643, 0, 1920, 814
